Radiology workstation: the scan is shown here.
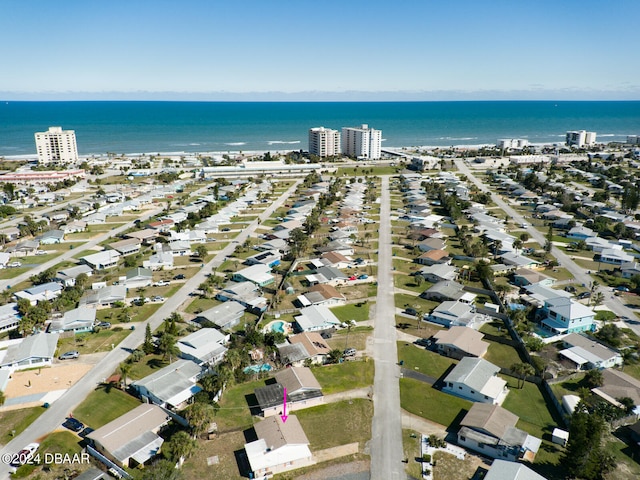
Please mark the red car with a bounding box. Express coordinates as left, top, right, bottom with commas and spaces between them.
349, 276, 357, 281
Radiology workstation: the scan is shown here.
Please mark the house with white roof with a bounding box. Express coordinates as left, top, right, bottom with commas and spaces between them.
244, 416, 313, 479
421, 281, 476, 304
560, 333, 623, 370
417, 264, 457, 283
484, 459, 547, 480
55, 264, 93, 287
621, 261, 640, 279
567, 225, 595, 240
110, 238, 141, 256
442, 357, 509, 405
500, 252, 540, 270
143, 250, 174, 271
194, 301, 246, 331
79, 285, 127, 307
428, 301, 484, 329
599, 248, 634, 266
232, 264, 275, 287
0, 303, 20, 333
48, 307, 96, 334
131, 359, 204, 409
82, 250, 121, 270
0, 333, 59, 372
540, 297, 595, 334
216, 282, 268, 313
177, 328, 228, 366
124, 267, 153, 289
294, 305, 341, 332
14, 282, 63, 306
0, 252, 10, 269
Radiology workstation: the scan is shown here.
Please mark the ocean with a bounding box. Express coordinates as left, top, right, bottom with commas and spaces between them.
1, 101, 639, 157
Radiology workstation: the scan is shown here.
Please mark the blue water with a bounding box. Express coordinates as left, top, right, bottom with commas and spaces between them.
271, 321, 285, 333
243, 363, 273, 374
1, 101, 639, 156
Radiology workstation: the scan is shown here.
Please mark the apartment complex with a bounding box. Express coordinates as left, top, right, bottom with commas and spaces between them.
566, 130, 597, 148
34, 126, 79, 165
308, 127, 341, 158
341, 124, 382, 159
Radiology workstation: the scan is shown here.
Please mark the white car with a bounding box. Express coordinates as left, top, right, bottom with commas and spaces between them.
7, 262, 22, 268
153, 280, 170, 287
10, 442, 39, 467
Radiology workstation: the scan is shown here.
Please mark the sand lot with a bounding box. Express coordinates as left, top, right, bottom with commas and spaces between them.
4, 363, 94, 399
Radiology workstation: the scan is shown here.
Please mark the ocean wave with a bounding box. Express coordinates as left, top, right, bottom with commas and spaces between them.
189, 143, 201, 146
437, 136, 478, 141
224, 142, 247, 146
267, 140, 301, 145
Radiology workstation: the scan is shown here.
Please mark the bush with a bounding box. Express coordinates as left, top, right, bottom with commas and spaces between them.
422, 454, 431, 463
113, 326, 123, 332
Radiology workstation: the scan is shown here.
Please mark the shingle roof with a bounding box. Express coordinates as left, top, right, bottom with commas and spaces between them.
433, 326, 489, 357
460, 403, 518, 439
444, 357, 502, 393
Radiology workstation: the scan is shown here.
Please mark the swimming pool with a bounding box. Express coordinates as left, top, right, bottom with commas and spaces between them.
271, 321, 285, 333
244, 364, 273, 374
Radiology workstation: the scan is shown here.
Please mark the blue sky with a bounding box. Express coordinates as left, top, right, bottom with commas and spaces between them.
2, 0, 639, 100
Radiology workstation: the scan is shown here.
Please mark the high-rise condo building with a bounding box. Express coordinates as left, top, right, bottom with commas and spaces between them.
341, 124, 382, 160
35, 126, 79, 165
308, 127, 341, 157
566, 130, 597, 148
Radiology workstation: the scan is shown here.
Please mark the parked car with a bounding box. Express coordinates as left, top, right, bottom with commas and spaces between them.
151, 296, 165, 302
348, 275, 357, 281
10, 443, 39, 467
615, 285, 630, 292
358, 274, 369, 280
343, 348, 357, 357
62, 418, 84, 432
58, 351, 79, 360
221, 227, 231, 232
154, 280, 170, 287
96, 322, 111, 329
7, 261, 22, 268
564, 286, 577, 293
79, 427, 94, 438
414, 338, 431, 348
577, 292, 591, 299
173, 274, 186, 280
405, 307, 418, 316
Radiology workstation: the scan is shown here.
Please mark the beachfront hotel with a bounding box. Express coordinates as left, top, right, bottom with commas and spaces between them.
566, 130, 597, 148
34, 126, 79, 165
308, 127, 341, 158
341, 124, 382, 160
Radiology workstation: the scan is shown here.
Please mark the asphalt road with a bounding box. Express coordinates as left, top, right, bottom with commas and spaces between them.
454, 159, 640, 336
0, 179, 301, 479
369, 176, 405, 480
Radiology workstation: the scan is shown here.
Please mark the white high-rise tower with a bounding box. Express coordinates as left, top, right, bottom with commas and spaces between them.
35, 126, 79, 165
341, 124, 382, 159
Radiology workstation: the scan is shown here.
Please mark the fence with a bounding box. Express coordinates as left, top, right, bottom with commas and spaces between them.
86, 445, 131, 479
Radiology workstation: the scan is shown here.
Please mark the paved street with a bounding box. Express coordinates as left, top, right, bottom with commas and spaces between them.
370, 176, 404, 480
454, 159, 640, 335
0, 179, 301, 480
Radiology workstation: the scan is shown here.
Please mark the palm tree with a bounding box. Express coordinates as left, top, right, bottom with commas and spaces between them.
512, 239, 523, 255
344, 320, 356, 350
510, 362, 534, 389
119, 362, 132, 389
165, 431, 197, 467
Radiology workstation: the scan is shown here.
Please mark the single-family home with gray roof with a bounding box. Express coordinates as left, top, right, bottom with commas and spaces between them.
125, 267, 153, 289
37, 229, 65, 244
14, 282, 63, 306
442, 357, 509, 405
194, 301, 245, 331
0, 332, 59, 372
55, 264, 93, 287
131, 359, 204, 409
79, 285, 127, 307
48, 307, 96, 334
421, 281, 476, 304
294, 305, 341, 332
0, 303, 20, 333
255, 367, 323, 417
177, 328, 228, 365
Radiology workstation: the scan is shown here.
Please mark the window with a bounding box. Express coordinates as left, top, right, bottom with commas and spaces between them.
470, 391, 475, 395
458, 386, 463, 390
460, 436, 466, 441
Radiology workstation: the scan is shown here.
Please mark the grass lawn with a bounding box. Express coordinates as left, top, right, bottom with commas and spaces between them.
395, 316, 445, 339
392, 259, 421, 275
296, 399, 373, 450
325, 326, 372, 351
73, 385, 141, 429
501, 379, 559, 440
400, 377, 472, 427
56, 328, 131, 355
394, 275, 432, 294
402, 429, 423, 478
397, 342, 457, 379
126, 353, 170, 381
0, 406, 45, 444
311, 360, 374, 395
216, 378, 267, 433
11, 431, 83, 479
0, 267, 29, 280
542, 268, 575, 281
184, 297, 223, 314
182, 430, 246, 480
433, 451, 479, 480
395, 293, 440, 314
479, 320, 512, 340
484, 341, 523, 369
329, 303, 370, 323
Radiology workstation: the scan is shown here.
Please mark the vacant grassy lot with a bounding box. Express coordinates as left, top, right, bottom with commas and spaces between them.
0, 406, 45, 444
296, 399, 373, 450
484, 341, 523, 369
395, 293, 440, 314
395, 316, 445, 339
325, 325, 372, 352
185, 297, 223, 314
73, 385, 141, 429
394, 274, 432, 294
311, 360, 374, 395
397, 342, 457, 379
56, 328, 131, 355
216, 378, 267, 433
402, 429, 423, 478
400, 378, 472, 427
433, 450, 479, 480
182, 430, 246, 480
330, 303, 370, 323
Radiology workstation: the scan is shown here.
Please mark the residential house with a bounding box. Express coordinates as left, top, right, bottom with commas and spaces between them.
421, 281, 476, 304
417, 238, 446, 252
244, 415, 313, 479
457, 403, 541, 462
540, 297, 595, 334
110, 238, 142, 256
567, 226, 595, 240
170, 230, 207, 244
131, 359, 204, 409
0, 303, 20, 333
294, 305, 341, 332
319, 251, 351, 269
288, 332, 331, 364
621, 262, 640, 279
297, 284, 346, 307
0, 333, 59, 372
256, 239, 289, 253
255, 367, 324, 417
417, 264, 457, 283
599, 248, 634, 266
559, 333, 623, 370
415, 249, 450, 266
37, 229, 65, 244
177, 328, 228, 366
433, 326, 490, 359
585, 236, 616, 253
124, 267, 153, 289
232, 264, 275, 287
591, 369, 640, 411
245, 250, 281, 268
523, 284, 571, 307
216, 282, 268, 313
0, 252, 10, 269
316, 240, 354, 256
48, 307, 96, 334
500, 252, 540, 270
125, 228, 159, 244
82, 250, 121, 270
14, 282, 63, 306
55, 264, 93, 287
194, 301, 246, 331
428, 301, 484, 329
313, 266, 349, 285
143, 250, 174, 270
277, 342, 312, 367
3, 226, 20, 241
7, 239, 40, 256
86, 404, 170, 469
148, 219, 174, 232
483, 460, 547, 480
442, 357, 509, 405
165, 241, 190, 257
79, 285, 127, 308
61, 220, 87, 234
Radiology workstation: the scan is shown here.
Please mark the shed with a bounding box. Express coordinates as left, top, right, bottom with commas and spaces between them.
552, 428, 569, 446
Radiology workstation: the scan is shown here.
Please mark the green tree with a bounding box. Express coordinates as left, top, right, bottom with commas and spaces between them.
143, 324, 155, 354
119, 362, 131, 388
141, 459, 183, 480
585, 369, 604, 388
164, 431, 197, 465
562, 409, 614, 480
327, 349, 343, 364
195, 245, 208, 259
510, 362, 535, 389
184, 403, 216, 439
157, 334, 179, 362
